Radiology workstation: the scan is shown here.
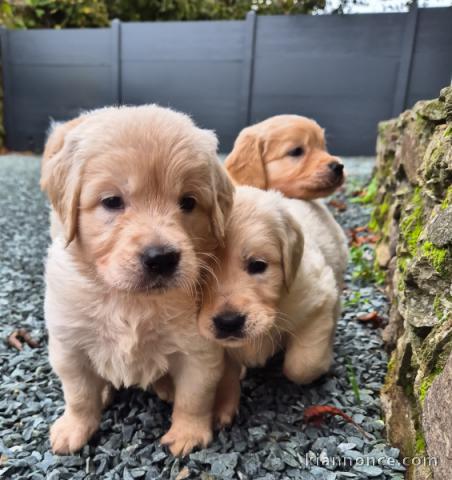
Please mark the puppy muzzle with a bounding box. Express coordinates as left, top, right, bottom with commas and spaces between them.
212, 310, 246, 339
139, 245, 181, 290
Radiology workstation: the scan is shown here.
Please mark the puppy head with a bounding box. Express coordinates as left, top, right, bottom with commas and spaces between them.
225, 115, 344, 199
41, 105, 234, 293
198, 187, 303, 347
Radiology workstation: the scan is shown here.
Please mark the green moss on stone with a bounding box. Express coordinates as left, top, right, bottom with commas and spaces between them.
415, 431, 426, 454
441, 186, 452, 210
370, 194, 390, 233
400, 188, 424, 256
419, 368, 442, 405
432, 294, 445, 321
421, 241, 448, 275
387, 353, 396, 376
418, 98, 447, 122
397, 255, 409, 274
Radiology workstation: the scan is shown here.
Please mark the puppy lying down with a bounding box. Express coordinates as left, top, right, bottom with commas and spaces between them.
225, 115, 345, 199
198, 186, 348, 423
41, 105, 234, 456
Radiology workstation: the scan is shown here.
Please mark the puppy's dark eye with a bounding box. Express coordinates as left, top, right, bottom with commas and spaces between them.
287, 147, 304, 157
101, 196, 124, 210
246, 258, 268, 275
179, 195, 196, 213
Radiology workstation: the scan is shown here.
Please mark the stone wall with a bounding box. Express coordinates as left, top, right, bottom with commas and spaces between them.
0, 64, 4, 151
372, 87, 451, 480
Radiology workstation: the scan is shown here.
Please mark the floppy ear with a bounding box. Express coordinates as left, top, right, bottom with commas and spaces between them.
40, 116, 86, 245
279, 210, 304, 291
225, 128, 267, 189
196, 128, 235, 246
211, 163, 234, 246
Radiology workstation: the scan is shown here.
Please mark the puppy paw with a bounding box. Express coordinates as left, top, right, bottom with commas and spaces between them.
50, 412, 99, 454
214, 394, 239, 429
101, 384, 114, 409
214, 408, 236, 429
283, 359, 331, 385
161, 414, 212, 457
153, 375, 175, 404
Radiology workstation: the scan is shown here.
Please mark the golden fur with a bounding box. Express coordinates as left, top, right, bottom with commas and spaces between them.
41, 105, 234, 456
225, 115, 344, 199
198, 187, 348, 421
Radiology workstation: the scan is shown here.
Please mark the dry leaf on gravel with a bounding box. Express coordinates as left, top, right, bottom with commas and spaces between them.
356, 311, 383, 327
328, 199, 348, 212
303, 405, 371, 439
7, 328, 39, 351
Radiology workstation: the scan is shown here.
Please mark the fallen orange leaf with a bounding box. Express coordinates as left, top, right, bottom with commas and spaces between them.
303, 405, 371, 439
356, 311, 383, 327
7, 328, 39, 351
328, 199, 347, 212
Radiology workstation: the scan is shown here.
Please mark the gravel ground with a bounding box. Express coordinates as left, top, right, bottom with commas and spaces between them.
0, 155, 405, 480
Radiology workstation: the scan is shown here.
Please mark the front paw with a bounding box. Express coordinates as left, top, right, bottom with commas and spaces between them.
214, 390, 239, 429
283, 354, 332, 385
50, 412, 99, 454
153, 375, 175, 404
161, 414, 212, 457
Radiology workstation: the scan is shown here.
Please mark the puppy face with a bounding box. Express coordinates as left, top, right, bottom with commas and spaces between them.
225, 115, 344, 199
198, 187, 303, 347
41, 106, 234, 293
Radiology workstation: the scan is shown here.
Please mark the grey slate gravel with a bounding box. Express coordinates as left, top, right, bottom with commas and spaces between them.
0, 155, 404, 479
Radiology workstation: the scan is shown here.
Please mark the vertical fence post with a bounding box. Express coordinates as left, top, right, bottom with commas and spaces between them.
111, 19, 122, 105
240, 11, 257, 129
0, 27, 12, 149
392, 3, 418, 116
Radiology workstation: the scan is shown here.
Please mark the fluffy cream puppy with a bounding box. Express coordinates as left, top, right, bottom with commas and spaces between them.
41, 105, 234, 456
198, 186, 348, 423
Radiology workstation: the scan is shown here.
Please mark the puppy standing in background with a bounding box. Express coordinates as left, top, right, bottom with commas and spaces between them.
225, 115, 345, 199
199, 187, 348, 424
41, 105, 234, 456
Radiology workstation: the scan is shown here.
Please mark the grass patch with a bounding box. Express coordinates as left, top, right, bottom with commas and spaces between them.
350, 245, 385, 285
351, 176, 378, 204
346, 358, 361, 405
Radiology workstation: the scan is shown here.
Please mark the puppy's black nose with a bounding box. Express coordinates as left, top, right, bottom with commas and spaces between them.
213, 311, 246, 338
140, 246, 180, 277
328, 161, 344, 176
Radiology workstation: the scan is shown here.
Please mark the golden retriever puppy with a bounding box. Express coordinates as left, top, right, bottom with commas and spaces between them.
198, 187, 348, 422
225, 115, 344, 199
41, 105, 234, 457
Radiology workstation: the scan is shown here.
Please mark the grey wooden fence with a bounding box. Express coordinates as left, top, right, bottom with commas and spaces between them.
1, 6, 451, 155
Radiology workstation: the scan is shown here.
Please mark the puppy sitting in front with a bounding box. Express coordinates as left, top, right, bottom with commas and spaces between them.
199, 187, 348, 422
41, 105, 233, 456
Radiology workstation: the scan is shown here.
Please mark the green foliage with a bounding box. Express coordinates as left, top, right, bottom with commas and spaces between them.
351, 176, 378, 204
107, 0, 326, 21
346, 358, 361, 405
350, 245, 385, 285
0, 0, 329, 28
1, 0, 109, 29
343, 290, 370, 308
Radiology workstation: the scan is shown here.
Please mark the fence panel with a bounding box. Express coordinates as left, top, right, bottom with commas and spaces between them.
251, 13, 406, 155
2, 28, 115, 151
406, 7, 452, 108
1, 7, 451, 155
121, 20, 246, 149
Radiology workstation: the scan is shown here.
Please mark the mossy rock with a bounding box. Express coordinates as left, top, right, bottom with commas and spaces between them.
375, 87, 451, 476
419, 124, 452, 199
416, 98, 447, 123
